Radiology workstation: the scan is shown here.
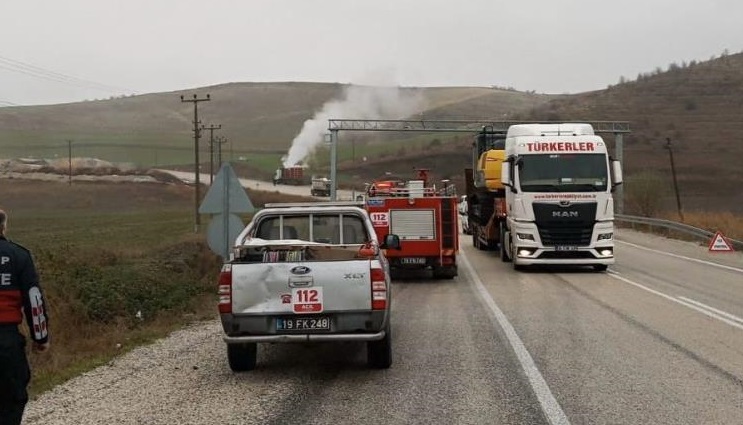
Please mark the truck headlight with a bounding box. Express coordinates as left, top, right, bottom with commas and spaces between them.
597, 232, 613, 241
599, 249, 613, 257
516, 233, 535, 241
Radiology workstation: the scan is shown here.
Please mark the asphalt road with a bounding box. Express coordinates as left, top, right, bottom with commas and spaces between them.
25, 170, 743, 424
463, 228, 743, 425
25, 228, 743, 424
159, 169, 359, 201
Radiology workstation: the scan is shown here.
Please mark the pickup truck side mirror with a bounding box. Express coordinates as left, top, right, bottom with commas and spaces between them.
380, 234, 402, 250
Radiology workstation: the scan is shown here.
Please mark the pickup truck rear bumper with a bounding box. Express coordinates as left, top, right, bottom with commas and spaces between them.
224, 330, 386, 344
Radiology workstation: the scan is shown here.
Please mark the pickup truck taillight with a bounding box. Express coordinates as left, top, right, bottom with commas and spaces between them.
218, 264, 232, 314
371, 267, 387, 310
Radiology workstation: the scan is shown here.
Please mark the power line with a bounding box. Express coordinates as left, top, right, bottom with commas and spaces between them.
0, 54, 133, 92
0, 54, 134, 94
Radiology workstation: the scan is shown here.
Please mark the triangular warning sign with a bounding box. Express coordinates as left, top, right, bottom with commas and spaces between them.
708, 231, 734, 252
199, 163, 255, 214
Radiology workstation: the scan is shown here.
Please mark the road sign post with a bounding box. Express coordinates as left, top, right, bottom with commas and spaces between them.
199, 163, 255, 258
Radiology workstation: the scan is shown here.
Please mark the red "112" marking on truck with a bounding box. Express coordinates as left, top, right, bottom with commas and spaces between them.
292, 287, 324, 313
370, 212, 389, 227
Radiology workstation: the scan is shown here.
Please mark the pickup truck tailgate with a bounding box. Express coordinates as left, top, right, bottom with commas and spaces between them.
231, 260, 372, 314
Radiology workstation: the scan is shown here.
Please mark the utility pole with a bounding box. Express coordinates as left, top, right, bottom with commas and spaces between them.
665, 137, 684, 221
180, 93, 210, 232
330, 130, 338, 201
215, 136, 228, 167
201, 123, 221, 184
67, 140, 72, 185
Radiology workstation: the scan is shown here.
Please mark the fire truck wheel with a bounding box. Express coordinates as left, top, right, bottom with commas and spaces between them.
433, 267, 456, 279
389, 269, 401, 280
227, 343, 257, 372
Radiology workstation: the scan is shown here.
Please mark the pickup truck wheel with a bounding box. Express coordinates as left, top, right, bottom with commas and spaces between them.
367, 325, 392, 369
227, 343, 257, 372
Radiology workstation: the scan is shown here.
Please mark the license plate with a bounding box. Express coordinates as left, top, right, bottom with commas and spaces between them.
555, 245, 578, 251
400, 257, 426, 265
276, 317, 330, 331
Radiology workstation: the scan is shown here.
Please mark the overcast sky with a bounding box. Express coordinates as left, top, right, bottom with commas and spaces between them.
1, 0, 742, 106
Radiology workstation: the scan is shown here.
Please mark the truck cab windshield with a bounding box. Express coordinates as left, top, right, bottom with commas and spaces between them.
518, 153, 608, 192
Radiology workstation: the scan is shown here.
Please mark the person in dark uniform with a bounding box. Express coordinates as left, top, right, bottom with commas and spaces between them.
0, 209, 50, 425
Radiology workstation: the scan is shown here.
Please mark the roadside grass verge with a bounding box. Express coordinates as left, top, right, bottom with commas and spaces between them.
14, 209, 221, 397
1, 179, 312, 397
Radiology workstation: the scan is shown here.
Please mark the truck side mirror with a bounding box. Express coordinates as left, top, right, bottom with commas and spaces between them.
611, 159, 623, 187
501, 160, 518, 193
501, 162, 512, 187
380, 234, 402, 250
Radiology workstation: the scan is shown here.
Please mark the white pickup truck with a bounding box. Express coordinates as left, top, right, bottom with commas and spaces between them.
218, 202, 399, 371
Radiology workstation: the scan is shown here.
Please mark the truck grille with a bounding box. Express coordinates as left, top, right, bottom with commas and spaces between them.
533, 202, 597, 246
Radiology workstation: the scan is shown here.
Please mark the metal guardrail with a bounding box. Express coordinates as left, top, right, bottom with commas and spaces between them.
615, 214, 743, 251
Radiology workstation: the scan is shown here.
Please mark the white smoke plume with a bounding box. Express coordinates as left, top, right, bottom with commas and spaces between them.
283, 85, 423, 167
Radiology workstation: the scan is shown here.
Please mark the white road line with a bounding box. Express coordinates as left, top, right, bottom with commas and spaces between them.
460, 252, 570, 425
607, 271, 743, 332
677, 296, 743, 326
616, 240, 743, 274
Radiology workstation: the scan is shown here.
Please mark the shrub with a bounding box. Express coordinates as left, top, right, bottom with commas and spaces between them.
624, 171, 671, 217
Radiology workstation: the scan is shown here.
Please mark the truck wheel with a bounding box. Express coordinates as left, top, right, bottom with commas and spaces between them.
390, 268, 401, 280
227, 343, 257, 372
367, 324, 392, 369
500, 224, 511, 262
473, 232, 485, 251
593, 264, 608, 272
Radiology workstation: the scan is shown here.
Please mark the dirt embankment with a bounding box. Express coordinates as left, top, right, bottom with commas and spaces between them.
0, 157, 185, 184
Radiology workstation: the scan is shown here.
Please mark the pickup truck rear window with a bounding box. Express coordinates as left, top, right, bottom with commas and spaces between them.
254, 214, 368, 245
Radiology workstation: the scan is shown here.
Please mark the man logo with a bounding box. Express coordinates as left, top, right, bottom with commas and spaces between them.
553, 211, 579, 218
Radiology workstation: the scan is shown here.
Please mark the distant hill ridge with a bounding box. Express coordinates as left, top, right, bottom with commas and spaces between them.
2, 52, 743, 213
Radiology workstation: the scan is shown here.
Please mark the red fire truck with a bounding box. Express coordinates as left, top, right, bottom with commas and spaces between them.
364, 170, 459, 279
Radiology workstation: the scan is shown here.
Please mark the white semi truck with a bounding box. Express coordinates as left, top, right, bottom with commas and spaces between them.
500, 123, 623, 271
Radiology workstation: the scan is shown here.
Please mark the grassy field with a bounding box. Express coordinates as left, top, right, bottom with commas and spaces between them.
0, 179, 311, 396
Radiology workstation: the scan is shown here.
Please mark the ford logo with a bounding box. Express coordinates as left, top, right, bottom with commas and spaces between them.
290, 266, 311, 275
